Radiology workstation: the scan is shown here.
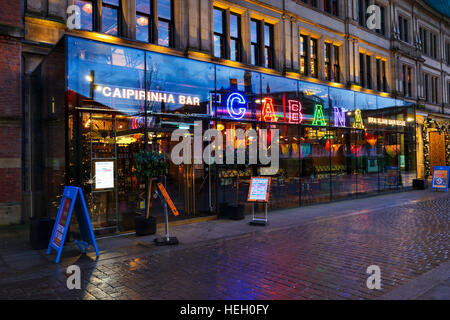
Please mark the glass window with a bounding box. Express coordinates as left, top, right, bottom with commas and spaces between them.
215, 65, 261, 121
366, 55, 372, 89
213, 8, 225, 58
146, 52, 214, 114
136, 0, 151, 42
359, 53, 365, 87
310, 38, 318, 78
75, 0, 94, 31
264, 23, 274, 69
250, 19, 261, 66
158, 0, 173, 47
230, 13, 241, 62
102, 0, 119, 36
300, 35, 308, 76
333, 45, 340, 82
325, 43, 331, 81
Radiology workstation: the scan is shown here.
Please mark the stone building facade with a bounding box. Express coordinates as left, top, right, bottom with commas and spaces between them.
0, 0, 448, 224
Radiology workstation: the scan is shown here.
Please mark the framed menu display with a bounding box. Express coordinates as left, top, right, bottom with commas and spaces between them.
95, 161, 114, 189
431, 166, 449, 192
247, 177, 271, 202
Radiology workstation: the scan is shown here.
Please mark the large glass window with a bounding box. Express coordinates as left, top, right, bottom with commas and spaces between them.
325, 43, 331, 81
333, 45, 340, 83
102, 0, 120, 36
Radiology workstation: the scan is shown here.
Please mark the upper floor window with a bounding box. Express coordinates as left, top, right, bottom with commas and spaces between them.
300, 34, 308, 76
157, 0, 173, 47
431, 76, 438, 104
136, 0, 173, 47
325, 43, 332, 81
324, 0, 339, 17
230, 13, 242, 62
301, 0, 318, 7
358, 1, 385, 35
310, 38, 318, 78
360, 52, 372, 89
402, 65, 412, 97
102, 0, 120, 36
446, 42, 450, 65
136, 0, 151, 42
419, 27, 428, 55
430, 33, 437, 59
424, 74, 429, 102
333, 45, 340, 83
75, 0, 95, 31
250, 19, 261, 65
214, 8, 242, 62
376, 58, 387, 92
398, 16, 409, 43
264, 23, 274, 68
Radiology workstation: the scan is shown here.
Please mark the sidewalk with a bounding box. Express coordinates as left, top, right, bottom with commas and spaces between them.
0, 188, 448, 299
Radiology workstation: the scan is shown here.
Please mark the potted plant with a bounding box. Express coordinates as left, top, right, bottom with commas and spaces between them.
133, 150, 169, 236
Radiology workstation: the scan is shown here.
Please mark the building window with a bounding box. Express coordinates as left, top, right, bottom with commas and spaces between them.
431, 76, 438, 104
376, 58, 381, 91
229, 13, 242, 62
135, 0, 173, 47
381, 60, 387, 92
213, 8, 226, 58
102, 0, 120, 36
264, 23, 274, 68
360, 53, 365, 88
75, 0, 95, 31
333, 45, 340, 83
157, 0, 173, 47
325, 43, 332, 81
446, 42, 450, 65
419, 27, 428, 55
250, 19, 261, 65
402, 65, 412, 97
424, 74, 429, 102
324, 0, 339, 16
310, 38, 318, 78
136, 0, 151, 42
366, 55, 372, 89
398, 16, 409, 43
430, 33, 437, 59
300, 34, 308, 76
376, 5, 385, 35
301, 0, 318, 7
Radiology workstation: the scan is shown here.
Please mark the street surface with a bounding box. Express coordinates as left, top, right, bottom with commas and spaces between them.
0, 191, 448, 300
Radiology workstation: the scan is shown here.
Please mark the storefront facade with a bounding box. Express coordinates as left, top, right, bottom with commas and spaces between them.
34, 34, 417, 234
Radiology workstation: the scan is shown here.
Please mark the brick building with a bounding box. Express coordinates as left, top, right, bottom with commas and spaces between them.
0, 0, 449, 228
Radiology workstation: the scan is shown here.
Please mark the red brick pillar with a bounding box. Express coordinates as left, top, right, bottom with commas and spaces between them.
0, 2, 24, 225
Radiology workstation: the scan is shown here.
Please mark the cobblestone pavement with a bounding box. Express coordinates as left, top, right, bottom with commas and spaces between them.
0, 197, 448, 300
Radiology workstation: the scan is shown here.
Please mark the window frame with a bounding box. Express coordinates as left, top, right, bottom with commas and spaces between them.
101, 0, 121, 36
157, 0, 174, 47
264, 23, 274, 69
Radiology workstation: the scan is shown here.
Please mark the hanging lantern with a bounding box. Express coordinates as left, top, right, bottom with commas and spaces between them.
365, 132, 377, 147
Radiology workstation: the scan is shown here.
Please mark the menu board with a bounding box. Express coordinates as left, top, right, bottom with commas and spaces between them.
247, 177, 271, 202
95, 161, 114, 189
431, 166, 449, 192
52, 197, 72, 248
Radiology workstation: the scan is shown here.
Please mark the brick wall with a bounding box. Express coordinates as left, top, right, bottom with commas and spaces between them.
0, 0, 22, 28
0, 2, 23, 224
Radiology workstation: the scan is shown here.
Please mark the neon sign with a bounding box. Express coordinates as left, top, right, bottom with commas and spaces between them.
128, 116, 154, 130
226, 92, 247, 120
288, 100, 303, 124
312, 104, 327, 126
333, 107, 346, 127
352, 109, 364, 129
262, 98, 277, 122
368, 117, 406, 127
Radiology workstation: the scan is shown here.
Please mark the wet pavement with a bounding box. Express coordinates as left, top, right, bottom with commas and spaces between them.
0, 190, 448, 300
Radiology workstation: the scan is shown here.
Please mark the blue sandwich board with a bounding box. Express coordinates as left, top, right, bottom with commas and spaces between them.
431, 166, 450, 192
47, 186, 99, 263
